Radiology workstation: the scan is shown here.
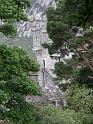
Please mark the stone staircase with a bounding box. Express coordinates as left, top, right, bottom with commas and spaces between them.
18, 0, 64, 106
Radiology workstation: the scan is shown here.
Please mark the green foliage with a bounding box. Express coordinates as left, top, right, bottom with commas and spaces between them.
13, 46, 40, 72
76, 67, 93, 88
0, 23, 17, 37
46, 0, 93, 88
0, 76, 40, 96
6, 102, 35, 124
0, 0, 30, 20
0, 0, 30, 36
35, 105, 93, 124
0, 45, 40, 123
45, 1, 93, 123
0, 45, 39, 81
68, 36, 86, 49
54, 62, 73, 79
66, 84, 93, 113
0, 89, 9, 104
65, 0, 93, 26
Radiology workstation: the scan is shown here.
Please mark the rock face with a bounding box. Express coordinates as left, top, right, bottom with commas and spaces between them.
18, 0, 64, 105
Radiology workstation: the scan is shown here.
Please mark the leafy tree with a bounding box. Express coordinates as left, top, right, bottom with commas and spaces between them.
35, 104, 93, 124
46, 0, 93, 88
42, 1, 93, 124
65, 0, 93, 26
0, 0, 30, 36
54, 62, 73, 80
0, 45, 40, 123
65, 84, 93, 113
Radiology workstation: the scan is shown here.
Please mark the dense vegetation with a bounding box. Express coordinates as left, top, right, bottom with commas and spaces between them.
0, 0, 93, 124
41, 0, 93, 123
0, 45, 40, 123
0, 0, 30, 37
0, 0, 41, 124
46, 0, 93, 88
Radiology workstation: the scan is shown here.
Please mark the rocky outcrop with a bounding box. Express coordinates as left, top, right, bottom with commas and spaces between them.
18, 0, 64, 106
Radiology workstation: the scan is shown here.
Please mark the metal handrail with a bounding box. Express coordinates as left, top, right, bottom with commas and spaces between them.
41, 68, 54, 80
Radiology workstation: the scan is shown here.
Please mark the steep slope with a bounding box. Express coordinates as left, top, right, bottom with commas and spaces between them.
18, 0, 64, 105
